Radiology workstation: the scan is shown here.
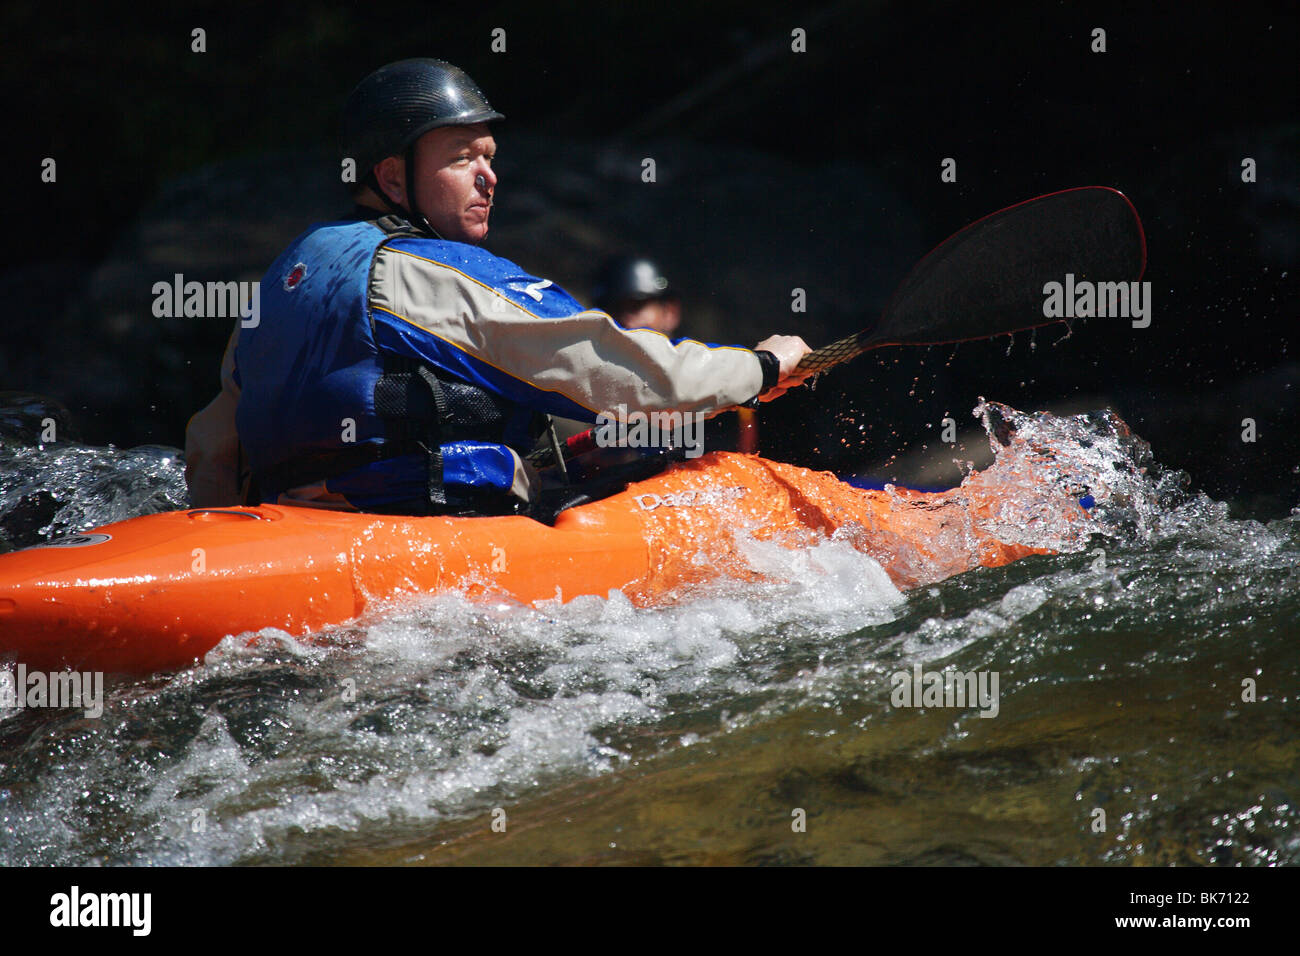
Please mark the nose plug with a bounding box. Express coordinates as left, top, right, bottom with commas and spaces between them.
476, 174, 492, 206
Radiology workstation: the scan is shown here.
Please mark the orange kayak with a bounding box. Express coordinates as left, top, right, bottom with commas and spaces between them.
0, 452, 1075, 673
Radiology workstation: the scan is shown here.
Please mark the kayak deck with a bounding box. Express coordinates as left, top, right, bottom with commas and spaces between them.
0, 452, 1070, 673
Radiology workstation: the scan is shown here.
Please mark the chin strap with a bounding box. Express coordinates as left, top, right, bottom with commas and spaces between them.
364, 148, 442, 239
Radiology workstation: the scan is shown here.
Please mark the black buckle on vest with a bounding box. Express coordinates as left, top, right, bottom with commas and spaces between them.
373, 357, 449, 513
250, 358, 456, 514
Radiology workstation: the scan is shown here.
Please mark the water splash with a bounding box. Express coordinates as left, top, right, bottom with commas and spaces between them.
0, 535, 906, 865
0, 443, 188, 552
0, 395, 188, 552
1, 396, 1294, 866
965, 400, 1210, 549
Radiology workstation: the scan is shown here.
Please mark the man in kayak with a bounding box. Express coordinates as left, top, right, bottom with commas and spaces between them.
585, 254, 760, 453
591, 256, 682, 336
185, 58, 811, 515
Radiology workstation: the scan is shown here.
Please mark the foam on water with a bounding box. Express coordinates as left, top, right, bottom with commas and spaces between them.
0, 440, 187, 551
0, 531, 906, 865
1, 398, 1296, 865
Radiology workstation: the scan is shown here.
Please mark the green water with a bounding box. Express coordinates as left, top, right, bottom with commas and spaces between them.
1, 405, 1296, 866
328, 541, 1300, 866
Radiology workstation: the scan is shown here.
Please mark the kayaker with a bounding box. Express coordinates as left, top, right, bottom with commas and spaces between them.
585, 254, 760, 453
591, 256, 681, 336
185, 57, 812, 515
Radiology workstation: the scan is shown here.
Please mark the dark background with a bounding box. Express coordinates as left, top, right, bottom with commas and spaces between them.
4, 0, 1297, 514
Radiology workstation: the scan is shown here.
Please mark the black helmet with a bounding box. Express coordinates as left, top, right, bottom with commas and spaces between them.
592, 256, 675, 312
342, 58, 503, 178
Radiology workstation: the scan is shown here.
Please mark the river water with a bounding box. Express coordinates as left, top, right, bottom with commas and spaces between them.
0, 399, 1296, 865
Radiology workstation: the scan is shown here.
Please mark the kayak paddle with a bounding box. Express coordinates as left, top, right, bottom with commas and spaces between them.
798, 185, 1146, 372
537, 185, 1146, 465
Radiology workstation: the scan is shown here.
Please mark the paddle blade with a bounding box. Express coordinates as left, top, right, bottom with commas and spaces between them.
799, 186, 1146, 372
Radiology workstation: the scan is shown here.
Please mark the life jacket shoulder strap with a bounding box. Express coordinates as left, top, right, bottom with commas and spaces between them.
372, 213, 423, 238
373, 355, 448, 509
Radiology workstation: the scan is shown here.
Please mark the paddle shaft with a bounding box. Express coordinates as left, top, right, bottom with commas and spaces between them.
538, 186, 1145, 464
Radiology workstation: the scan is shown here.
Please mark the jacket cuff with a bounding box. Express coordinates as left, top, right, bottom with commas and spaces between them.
742, 350, 781, 408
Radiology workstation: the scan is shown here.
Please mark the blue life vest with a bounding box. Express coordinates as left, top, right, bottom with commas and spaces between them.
234, 215, 551, 513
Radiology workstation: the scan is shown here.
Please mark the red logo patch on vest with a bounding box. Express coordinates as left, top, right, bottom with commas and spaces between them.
283, 262, 308, 291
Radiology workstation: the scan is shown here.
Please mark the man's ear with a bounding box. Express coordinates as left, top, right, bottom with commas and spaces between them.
373, 156, 405, 206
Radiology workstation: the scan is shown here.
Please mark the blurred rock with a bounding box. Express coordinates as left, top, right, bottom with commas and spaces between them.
0, 391, 80, 447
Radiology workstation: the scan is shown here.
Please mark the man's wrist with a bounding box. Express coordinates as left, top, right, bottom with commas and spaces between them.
754, 350, 780, 391
742, 350, 781, 408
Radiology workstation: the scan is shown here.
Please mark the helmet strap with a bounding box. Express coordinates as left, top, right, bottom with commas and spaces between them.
364, 150, 443, 239
364, 169, 407, 217
403, 147, 442, 238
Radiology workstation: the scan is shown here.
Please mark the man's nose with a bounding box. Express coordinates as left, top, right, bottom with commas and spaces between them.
475, 166, 497, 192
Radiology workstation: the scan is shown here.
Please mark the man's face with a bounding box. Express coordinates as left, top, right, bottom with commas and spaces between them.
407, 123, 497, 243
614, 298, 681, 336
